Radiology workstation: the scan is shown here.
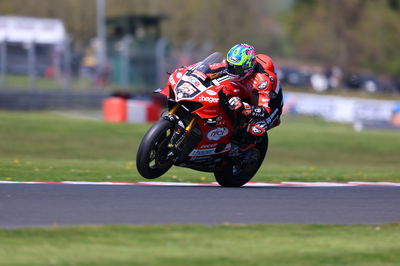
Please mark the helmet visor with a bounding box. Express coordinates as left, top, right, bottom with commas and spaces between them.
227, 64, 246, 78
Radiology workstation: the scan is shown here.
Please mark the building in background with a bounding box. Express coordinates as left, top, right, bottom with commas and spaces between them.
0, 16, 68, 82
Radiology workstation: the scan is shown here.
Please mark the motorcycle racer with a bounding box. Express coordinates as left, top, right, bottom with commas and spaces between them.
137, 51, 273, 186
215, 43, 283, 151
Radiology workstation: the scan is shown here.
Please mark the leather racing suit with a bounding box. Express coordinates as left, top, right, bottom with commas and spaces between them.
210, 54, 283, 149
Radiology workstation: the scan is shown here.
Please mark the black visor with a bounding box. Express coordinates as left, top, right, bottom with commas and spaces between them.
227, 63, 252, 78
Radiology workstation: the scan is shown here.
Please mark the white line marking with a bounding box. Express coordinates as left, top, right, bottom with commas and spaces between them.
1, 181, 400, 187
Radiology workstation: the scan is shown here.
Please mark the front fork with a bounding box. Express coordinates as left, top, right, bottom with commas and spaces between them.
164, 104, 197, 161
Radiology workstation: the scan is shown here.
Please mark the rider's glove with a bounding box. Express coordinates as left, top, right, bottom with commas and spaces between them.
227, 96, 243, 111
250, 106, 268, 119
227, 97, 253, 117
241, 102, 252, 116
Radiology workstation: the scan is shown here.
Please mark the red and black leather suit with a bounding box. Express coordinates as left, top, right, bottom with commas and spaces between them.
210, 54, 283, 142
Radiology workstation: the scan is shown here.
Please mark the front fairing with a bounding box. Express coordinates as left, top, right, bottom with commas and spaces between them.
157, 52, 225, 99
158, 53, 236, 156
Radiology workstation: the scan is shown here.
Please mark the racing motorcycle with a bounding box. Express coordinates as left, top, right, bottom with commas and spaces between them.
136, 52, 268, 187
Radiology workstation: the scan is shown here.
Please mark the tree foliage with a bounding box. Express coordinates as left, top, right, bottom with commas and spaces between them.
0, 0, 399, 75
285, 0, 400, 75
0, 0, 287, 52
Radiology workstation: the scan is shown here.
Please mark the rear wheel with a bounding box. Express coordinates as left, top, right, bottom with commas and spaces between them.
214, 134, 268, 187
136, 119, 175, 179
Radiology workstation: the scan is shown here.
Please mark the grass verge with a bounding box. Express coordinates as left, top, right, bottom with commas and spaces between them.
1, 224, 400, 266
0, 110, 399, 182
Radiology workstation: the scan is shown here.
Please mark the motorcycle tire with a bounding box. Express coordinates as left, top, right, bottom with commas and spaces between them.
214, 134, 268, 187
136, 118, 175, 179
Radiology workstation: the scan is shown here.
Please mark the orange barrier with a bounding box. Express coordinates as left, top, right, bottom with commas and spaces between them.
102, 97, 127, 123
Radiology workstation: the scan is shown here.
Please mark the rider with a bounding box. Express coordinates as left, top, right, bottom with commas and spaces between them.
214, 43, 283, 151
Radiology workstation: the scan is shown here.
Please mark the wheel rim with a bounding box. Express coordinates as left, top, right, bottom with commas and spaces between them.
148, 128, 173, 169
232, 148, 260, 176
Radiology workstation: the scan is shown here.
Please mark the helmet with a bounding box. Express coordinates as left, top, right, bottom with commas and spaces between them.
226, 43, 257, 81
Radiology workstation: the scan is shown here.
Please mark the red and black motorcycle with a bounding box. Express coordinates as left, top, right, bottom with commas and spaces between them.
136, 52, 268, 187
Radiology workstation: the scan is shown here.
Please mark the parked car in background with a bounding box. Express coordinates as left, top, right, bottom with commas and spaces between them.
276, 67, 310, 88
344, 73, 384, 93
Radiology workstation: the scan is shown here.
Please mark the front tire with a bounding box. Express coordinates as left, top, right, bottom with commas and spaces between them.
214, 134, 268, 187
136, 119, 175, 179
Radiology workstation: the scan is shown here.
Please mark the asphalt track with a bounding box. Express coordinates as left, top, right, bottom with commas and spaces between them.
1, 183, 399, 228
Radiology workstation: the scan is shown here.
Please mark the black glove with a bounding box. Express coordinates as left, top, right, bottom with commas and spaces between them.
227, 96, 243, 111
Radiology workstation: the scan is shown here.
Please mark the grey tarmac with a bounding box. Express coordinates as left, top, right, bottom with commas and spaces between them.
0, 183, 399, 228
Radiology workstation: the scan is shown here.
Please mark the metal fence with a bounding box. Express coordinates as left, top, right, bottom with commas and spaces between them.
0, 38, 213, 109
0, 39, 212, 91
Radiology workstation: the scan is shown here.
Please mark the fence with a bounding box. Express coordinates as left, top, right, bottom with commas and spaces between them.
0, 37, 213, 109
1, 38, 212, 90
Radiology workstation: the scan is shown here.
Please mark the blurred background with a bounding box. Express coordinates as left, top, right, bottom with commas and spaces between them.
0, 0, 399, 128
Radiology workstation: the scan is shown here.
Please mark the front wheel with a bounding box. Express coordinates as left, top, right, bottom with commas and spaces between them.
214, 134, 268, 187
136, 119, 175, 179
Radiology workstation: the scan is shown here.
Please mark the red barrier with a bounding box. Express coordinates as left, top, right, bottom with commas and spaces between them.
146, 103, 161, 122
102, 97, 127, 123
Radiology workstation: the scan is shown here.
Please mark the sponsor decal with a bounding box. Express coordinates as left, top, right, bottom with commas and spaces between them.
250, 125, 264, 136
258, 81, 269, 90
228, 56, 239, 63
187, 76, 201, 87
206, 90, 217, 96
253, 107, 262, 113
193, 70, 207, 81
200, 143, 218, 149
199, 95, 219, 103
176, 82, 197, 97
205, 118, 217, 126
217, 75, 231, 83
206, 127, 229, 141
189, 143, 231, 157
210, 63, 221, 69
169, 75, 176, 86
211, 77, 220, 85
189, 149, 216, 157
202, 108, 218, 114
176, 84, 200, 100
176, 72, 183, 78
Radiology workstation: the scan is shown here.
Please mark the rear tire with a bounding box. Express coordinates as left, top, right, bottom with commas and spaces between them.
214, 134, 268, 187
136, 119, 175, 179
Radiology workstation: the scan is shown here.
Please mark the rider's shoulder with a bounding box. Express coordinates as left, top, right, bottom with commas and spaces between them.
250, 71, 277, 91
255, 54, 275, 73
252, 73, 272, 86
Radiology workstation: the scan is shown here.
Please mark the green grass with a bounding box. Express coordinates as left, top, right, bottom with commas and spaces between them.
0, 110, 400, 182
0, 224, 399, 266
1, 111, 399, 266
4, 75, 96, 91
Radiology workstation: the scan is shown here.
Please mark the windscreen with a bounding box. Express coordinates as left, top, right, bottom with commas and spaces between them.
193, 52, 224, 74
